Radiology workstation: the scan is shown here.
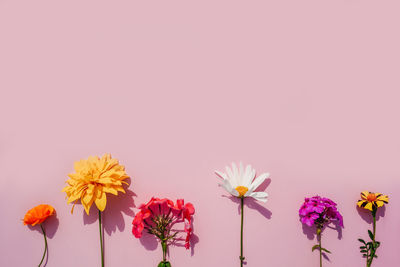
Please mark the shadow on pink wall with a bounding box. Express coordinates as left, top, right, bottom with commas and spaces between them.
82, 179, 136, 235
138, 214, 200, 256
300, 204, 344, 262
357, 205, 386, 224
222, 178, 273, 219
27, 214, 59, 267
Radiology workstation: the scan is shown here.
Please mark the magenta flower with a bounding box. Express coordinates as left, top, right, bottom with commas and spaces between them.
299, 196, 343, 267
301, 212, 320, 227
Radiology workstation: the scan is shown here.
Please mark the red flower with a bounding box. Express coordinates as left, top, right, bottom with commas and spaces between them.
132, 197, 195, 250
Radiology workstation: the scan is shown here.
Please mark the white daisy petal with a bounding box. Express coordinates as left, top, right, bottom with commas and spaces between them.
242, 164, 256, 188
244, 164, 252, 179
220, 179, 238, 197
231, 162, 239, 184
215, 170, 228, 180
239, 162, 244, 179
249, 172, 270, 192
216, 162, 270, 202
249, 191, 269, 202
226, 166, 234, 179
244, 187, 254, 197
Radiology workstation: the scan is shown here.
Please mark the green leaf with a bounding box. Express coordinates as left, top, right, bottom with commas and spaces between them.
368, 230, 374, 240
358, 239, 366, 244
359, 246, 366, 249
158, 261, 171, 267
360, 250, 367, 253
321, 247, 331, 254
312, 245, 320, 252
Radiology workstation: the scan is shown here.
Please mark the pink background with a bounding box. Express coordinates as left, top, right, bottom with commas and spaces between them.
1, 0, 400, 266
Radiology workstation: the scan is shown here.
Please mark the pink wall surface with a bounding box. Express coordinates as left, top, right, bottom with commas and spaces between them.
1, 1, 400, 266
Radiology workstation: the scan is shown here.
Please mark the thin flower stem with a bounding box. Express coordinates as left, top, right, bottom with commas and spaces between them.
317, 228, 322, 267
367, 211, 377, 267
99, 210, 104, 267
373, 213, 376, 243
38, 224, 48, 267
162, 240, 167, 262
240, 197, 244, 267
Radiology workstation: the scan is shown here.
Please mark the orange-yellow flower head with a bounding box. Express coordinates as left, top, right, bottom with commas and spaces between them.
357, 191, 388, 211
23, 204, 55, 226
62, 153, 130, 215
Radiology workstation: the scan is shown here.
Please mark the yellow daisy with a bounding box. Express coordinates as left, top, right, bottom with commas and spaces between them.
357, 191, 388, 211
62, 153, 130, 215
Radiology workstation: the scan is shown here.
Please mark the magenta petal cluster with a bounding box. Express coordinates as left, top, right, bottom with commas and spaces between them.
299, 196, 343, 228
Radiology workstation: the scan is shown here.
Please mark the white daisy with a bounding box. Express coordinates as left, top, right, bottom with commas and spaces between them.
215, 162, 270, 202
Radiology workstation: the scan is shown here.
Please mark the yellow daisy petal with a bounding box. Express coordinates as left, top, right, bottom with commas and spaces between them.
360, 191, 369, 200
376, 194, 389, 203
357, 200, 366, 208
376, 200, 384, 208
364, 202, 373, 211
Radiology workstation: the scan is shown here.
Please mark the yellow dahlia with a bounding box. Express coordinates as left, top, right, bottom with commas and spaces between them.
357, 191, 389, 211
62, 153, 130, 215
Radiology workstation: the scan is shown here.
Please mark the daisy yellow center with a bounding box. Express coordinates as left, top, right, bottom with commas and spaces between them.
235, 186, 248, 197
367, 193, 377, 202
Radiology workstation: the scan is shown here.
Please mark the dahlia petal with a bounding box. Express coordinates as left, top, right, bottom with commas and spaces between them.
67, 193, 81, 204
103, 186, 118, 195
95, 192, 107, 212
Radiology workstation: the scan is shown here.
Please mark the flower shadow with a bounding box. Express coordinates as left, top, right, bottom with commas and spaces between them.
82, 179, 136, 235
139, 232, 159, 251
27, 214, 59, 267
27, 213, 59, 239
170, 218, 199, 256
222, 195, 273, 220
357, 205, 386, 224
103, 188, 136, 235
301, 223, 316, 240
301, 220, 343, 241
139, 225, 199, 257
256, 178, 271, 193
301, 224, 332, 262
223, 178, 272, 219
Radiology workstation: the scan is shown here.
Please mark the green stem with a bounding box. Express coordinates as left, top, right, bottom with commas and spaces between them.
372, 212, 376, 243
162, 240, 167, 262
240, 197, 244, 267
38, 224, 48, 267
317, 227, 322, 267
99, 210, 104, 267
367, 211, 377, 267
